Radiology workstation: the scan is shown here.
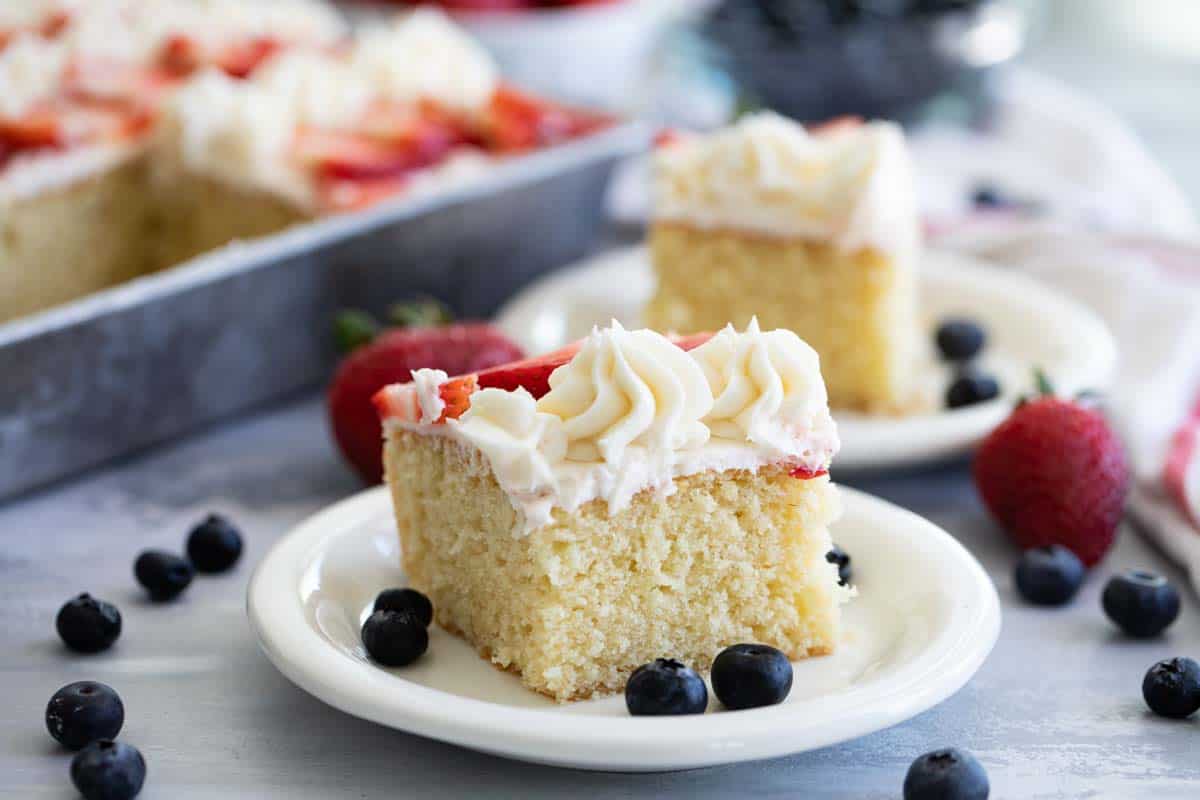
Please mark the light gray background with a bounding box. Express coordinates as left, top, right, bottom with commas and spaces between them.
5, 4, 1200, 796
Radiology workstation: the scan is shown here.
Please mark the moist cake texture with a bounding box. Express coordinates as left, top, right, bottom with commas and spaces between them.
645, 112, 922, 414
377, 320, 847, 701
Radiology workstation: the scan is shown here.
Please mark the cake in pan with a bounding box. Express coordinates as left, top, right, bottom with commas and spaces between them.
645, 112, 922, 414
373, 320, 846, 701
0, 1, 608, 323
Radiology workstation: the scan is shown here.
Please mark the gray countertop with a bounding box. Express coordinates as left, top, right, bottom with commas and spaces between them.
4, 396, 1200, 799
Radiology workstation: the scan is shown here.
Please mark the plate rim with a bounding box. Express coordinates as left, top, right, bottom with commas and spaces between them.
247, 486, 1001, 771
492, 245, 1118, 471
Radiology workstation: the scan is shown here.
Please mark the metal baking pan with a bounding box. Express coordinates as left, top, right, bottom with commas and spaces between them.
0, 122, 649, 500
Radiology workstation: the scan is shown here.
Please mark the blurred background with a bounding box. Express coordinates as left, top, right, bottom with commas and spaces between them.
359, 0, 1198, 226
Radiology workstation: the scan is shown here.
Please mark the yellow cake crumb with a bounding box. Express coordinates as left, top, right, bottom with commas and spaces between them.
384, 429, 843, 702
645, 222, 919, 415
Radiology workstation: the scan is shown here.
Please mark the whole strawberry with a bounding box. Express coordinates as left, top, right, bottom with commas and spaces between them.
973, 376, 1130, 566
327, 315, 524, 484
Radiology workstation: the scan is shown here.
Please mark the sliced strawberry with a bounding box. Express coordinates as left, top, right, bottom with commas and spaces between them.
0, 110, 64, 149
329, 323, 524, 483
484, 84, 611, 153
295, 118, 465, 182
789, 466, 828, 480
40, 10, 72, 38
437, 374, 478, 420
216, 37, 282, 79
159, 35, 203, 76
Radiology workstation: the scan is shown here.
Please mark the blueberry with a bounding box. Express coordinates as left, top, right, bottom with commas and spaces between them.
46, 682, 124, 750
70, 740, 146, 800
904, 747, 990, 800
1102, 570, 1180, 638
186, 514, 243, 573
970, 184, 1010, 209
1142, 657, 1200, 719
935, 319, 987, 362
1014, 546, 1084, 606
362, 610, 428, 667
946, 372, 1000, 409
826, 545, 852, 586
134, 550, 194, 601
624, 658, 708, 716
56, 594, 122, 653
373, 588, 433, 627
711, 643, 793, 710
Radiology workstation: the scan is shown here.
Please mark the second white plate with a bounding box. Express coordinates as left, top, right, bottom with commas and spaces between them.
247, 486, 1000, 772
494, 246, 1117, 471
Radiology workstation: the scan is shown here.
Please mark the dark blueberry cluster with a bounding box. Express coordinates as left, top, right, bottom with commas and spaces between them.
624, 643, 793, 716
935, 318, 1001, 409
130, 514, 242, 603
45, 512, 246, 798
709, 1, 987, 42
704, 0, 992, 122
362, 588, 434, 667
44, 681, 144, 800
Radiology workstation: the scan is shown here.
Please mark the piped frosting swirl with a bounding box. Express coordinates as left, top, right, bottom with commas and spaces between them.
536, 321, 711, 463
693, 318, 834, 457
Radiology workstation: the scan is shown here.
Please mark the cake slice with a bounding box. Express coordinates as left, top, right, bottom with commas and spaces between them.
374, 320, 845, 701
645, 112, 922, 414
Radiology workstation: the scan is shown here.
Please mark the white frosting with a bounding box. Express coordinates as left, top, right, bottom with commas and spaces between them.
411, 368, 449, 424
0, 34, 67, 118
0, 1, 75, 29
161, 69, 311, 205
0, 141, 142, 202
153, 8, 499, 205
253, 50, 373, 129
456, 387, 569, 524
537, 321, 712, 463
2, 0, 345, 62
654, 112, 920, 255
173, 0, 346, 47
692, 318, 837, 458
351, 8, 498, 113
399, 321, 839, 535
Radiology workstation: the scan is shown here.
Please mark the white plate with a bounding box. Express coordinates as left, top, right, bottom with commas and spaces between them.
247, 486, 1000, 772
493, 246, 1118, 471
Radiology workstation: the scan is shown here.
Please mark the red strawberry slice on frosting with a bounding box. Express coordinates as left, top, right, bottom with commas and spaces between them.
373, 331, 716, 425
